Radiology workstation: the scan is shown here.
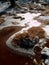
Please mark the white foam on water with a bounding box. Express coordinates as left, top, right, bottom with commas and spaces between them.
42, 25, 49, 38
0, 12, 41, 29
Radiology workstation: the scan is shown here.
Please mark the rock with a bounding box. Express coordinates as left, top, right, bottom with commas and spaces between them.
45, 59, 49, 65
0, 18, 5, 24
41, 47, 49, 56
41, 47, 49, 61
41, 54, 48, 60
21, 17, 25, 20
34, 45, 41, 54
32, 36, 39, 44
17, 38, 34, 49
13, 16, 25, 20
16, 36, 39, 49
13, 16, 22, 19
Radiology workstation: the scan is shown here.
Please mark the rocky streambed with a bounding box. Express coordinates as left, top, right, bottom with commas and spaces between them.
0, 1, 49, 65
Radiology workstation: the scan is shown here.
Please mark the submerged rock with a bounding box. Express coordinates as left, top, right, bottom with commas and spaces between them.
41, 47, 49, 65
18, 38, 34, 49
16, 36, 39, 49
13, 16, 22, 19
41, 47, 49, 56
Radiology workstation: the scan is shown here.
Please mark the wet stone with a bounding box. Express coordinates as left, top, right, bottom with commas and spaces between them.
13, 16, 22, 19
34, 46, 41, 54
41, 47, 49, 63
21, 17, 25, 20
13, 16, 25, 20
17, 36, 39, 49
17, 38, 34, 49
32, 36, 39, 44
41, 54, 48, 61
